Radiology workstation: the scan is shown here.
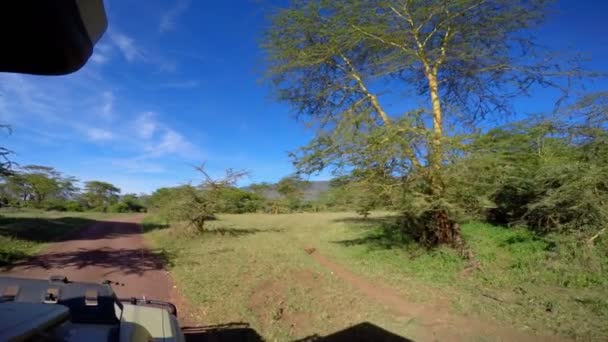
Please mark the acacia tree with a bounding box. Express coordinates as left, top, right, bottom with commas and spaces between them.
162, 165, 248, 233
21, 165, 62, 205
276, 175, 310, 211
83, 181, 120, 209
2, 165, 78, 207
264, 0, 577, 247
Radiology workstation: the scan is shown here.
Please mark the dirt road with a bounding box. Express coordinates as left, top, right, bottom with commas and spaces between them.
1, 214, 177, 302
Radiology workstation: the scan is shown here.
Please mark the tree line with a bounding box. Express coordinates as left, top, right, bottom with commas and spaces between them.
0, 166, 144, 213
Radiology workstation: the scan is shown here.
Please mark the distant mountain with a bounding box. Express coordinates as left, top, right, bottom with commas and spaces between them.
242, 180, 330, 201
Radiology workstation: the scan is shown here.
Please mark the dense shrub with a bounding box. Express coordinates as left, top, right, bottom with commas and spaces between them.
64, 201, 85, 212
107, 202, 130, 213
216, 187, 264, 213
445, 114, 608, 237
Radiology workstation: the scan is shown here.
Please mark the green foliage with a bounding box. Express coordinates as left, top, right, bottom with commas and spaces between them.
107, 202, 130, 213
216, 187, 264, 214
117, 193, 146, 213
443, 95, 608, 236
263, 0, 574, 246
1, 165, 79, 209
149, 166, 248, 233
159, 185, 216, 232
64, 201, 85, 212
276, 175, 310, 208
83, 181, 120, 210
276, 176, 309, 198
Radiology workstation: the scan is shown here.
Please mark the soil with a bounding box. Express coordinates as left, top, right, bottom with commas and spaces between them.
307, 248, 565, 342
248, 269, 319, 338
0, 214, 197, 326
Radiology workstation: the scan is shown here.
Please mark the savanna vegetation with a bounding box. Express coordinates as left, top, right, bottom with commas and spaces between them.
139, 95, 608, 339
0, 0, 606, 340
144, 212, 607, 340
141, 0, 607, 340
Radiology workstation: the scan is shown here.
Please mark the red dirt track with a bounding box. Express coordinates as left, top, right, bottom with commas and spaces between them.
1, 214, 179, 304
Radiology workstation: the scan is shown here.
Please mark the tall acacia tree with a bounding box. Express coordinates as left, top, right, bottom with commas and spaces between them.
264, 0, 576, 246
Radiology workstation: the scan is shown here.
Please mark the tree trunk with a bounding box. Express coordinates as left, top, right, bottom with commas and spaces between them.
425, 70, 462, 247
427, 71, 444, 197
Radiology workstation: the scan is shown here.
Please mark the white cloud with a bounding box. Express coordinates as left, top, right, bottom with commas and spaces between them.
0, 74, 54, 118
108, 31, 141, 62
135, 112, 158, 139
155, 129, 189, 155
86, 128, 113, 141
160, 0, 191, 33
90, 53, 109, 64
129, 112, 203, 161
90, 43, 112, 64
106, 29, 177, 72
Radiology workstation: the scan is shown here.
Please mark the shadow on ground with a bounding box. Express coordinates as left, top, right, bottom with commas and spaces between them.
0, 216, 144, 242
182, 322, 413, 342
182, 323, 264, 342
0, 217, 176, 273
331, 216, 398, 226
332, 218, 416, 251
295, 322, 414, 341
2, 246, 175, 275
206, 227, 283, 237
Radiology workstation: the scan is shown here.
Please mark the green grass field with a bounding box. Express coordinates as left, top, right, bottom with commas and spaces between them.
144, 212, 608, 341
0, 208, 123, 266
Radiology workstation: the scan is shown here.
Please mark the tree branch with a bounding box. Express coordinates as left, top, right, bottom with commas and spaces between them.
350, 24, 409, 54
339, 53, 392, 126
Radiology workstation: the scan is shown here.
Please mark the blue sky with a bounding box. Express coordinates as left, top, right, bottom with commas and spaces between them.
0, 0, 606, 194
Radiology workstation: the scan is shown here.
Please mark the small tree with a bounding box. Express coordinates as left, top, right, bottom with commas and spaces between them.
165, 165, 248, 233
276, 175, 310, 212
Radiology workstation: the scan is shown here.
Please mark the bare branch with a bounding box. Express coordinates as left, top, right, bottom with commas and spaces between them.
194, 163, 249, 189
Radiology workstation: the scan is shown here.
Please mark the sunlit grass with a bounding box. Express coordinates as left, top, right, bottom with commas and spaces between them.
144, 212, 608, 341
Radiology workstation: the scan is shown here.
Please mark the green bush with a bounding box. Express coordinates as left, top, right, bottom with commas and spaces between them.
445, 117, 608, 237
43, 199, 67, 211
107, 202, 130, 213
64, 201, 84, 212
216, 187, 264, 213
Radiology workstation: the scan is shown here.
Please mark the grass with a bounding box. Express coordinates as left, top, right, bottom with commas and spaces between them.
143, 212, 608, 341
328, 218, 608, 340
0, 208, 123, 266
143, 213, 419, 341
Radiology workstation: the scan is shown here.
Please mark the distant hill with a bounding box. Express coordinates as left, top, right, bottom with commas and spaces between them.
242, 180, 330, 201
